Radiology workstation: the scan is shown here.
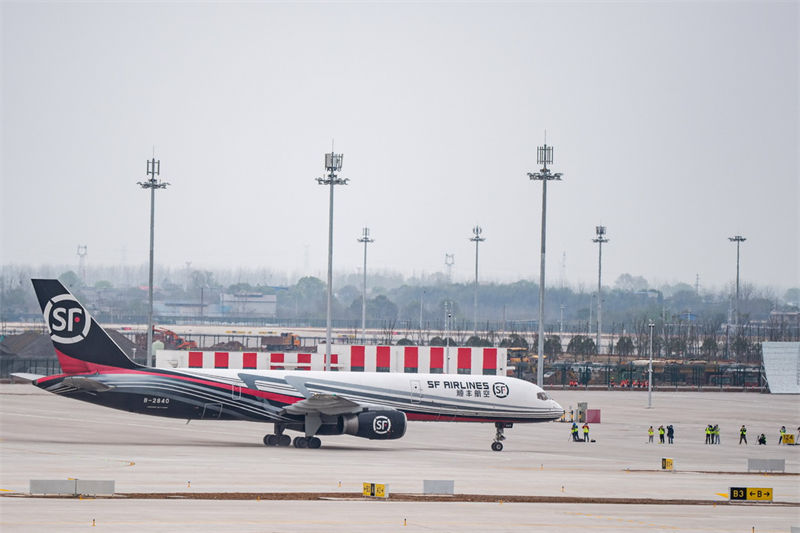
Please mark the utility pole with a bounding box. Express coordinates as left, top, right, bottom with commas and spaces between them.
316, 149, 348, 371
444, 300, 452, 373
593, 226, 609, 357
647, 320, 655, 408
728, 235, 746, 331
470, 226, 485, 338
357, 227, 374, 343
419, 288, 425, 344
528, 139, 562, 387
137, 158, 169, 367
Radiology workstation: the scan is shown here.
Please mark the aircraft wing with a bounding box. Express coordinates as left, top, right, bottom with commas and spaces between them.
281, 393, 364, 416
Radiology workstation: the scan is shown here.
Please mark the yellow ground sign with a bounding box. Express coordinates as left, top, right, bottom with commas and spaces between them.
362, 482, 388, 498
661, 458, 673, 470
783, 434, 795, 444
730, 487, 772, 501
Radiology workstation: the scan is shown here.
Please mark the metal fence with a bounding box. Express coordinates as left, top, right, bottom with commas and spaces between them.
1, 358, 61, 379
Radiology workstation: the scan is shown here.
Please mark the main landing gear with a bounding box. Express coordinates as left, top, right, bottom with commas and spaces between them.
291, 436, 321, 449
263, 433, 291, 447
491, 422, 511, 452
262, 423, 322, 449
263, 423, 291, 447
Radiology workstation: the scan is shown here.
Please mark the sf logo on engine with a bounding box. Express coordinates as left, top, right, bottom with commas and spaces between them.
43, 294, 91, 344
492, 382, 509, 398
373, 415, 392, 435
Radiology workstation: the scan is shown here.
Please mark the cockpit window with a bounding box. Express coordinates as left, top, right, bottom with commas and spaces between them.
537, 392, 550, 401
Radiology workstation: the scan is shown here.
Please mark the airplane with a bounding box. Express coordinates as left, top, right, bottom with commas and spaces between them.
16, 279, 564, 451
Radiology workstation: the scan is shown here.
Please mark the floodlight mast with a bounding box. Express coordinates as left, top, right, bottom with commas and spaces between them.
137, 158, 169, 367
357, 227, 374, 343
317, 151, 348, 371
728, 235, 746, 331
592, 226, 609, 357
470, 226, 485, 337
528, 142, 563, 388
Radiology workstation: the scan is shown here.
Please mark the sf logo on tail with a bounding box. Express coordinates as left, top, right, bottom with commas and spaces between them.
43, 294, 91, 344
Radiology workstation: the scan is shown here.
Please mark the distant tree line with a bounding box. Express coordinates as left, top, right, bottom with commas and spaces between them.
1, 265, 797, 366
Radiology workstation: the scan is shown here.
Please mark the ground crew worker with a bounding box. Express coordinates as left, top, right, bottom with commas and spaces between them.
658, 425, 665, 444
667, 424, 674, 444
705, 425, 712, 444
648, 426, 654, 443
757, 433, 767, 445
779, 426, 786, 444
571, 422, 580, 442
713, 424, 720, 444
582, 422, 590, 443
739, 425, 747, 445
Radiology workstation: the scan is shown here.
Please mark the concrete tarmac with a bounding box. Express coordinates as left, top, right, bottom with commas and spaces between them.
1, 384, 798, 532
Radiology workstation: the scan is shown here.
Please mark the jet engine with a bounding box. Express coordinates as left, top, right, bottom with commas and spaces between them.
341, 410, 407, 440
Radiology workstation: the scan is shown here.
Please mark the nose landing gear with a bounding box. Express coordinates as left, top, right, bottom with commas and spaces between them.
491, 422, 511, 451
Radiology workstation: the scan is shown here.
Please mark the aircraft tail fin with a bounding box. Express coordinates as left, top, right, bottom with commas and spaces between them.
31, 279, 141, 373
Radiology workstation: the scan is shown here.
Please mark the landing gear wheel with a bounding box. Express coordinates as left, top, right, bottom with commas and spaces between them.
308, 437, 322, 449
491, 441, 504, 452
293, 437, 308, 448
263, 434, 278, 446
278, 434, 291, 447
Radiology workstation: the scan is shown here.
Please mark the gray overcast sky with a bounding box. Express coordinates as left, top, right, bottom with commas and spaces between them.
2, 1, 798, 291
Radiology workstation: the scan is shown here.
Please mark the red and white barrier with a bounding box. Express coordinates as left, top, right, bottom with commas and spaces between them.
156, 345, 507, 375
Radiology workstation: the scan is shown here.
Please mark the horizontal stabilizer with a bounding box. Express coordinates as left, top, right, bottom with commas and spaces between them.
62, 376, 114, 392
10, 372, 45, 383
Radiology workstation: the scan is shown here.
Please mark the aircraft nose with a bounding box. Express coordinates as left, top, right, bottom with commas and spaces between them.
551, 399, 565, 416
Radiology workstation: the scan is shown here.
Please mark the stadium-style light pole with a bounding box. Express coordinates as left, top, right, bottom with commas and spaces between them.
647, 320, 655, 408
728, 235, 746, 331
470, 225, 485, 337
357, 227, 374, 343
528, 142, 563, 387
317, 151, 348, 371
137, 158, 169, 367
593, 226, 609, 356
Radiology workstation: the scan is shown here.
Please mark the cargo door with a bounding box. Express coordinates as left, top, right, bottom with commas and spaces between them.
410, 380, 422, 403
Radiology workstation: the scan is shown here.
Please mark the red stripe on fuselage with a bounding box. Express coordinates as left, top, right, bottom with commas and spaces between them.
45, 353, 302, 406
